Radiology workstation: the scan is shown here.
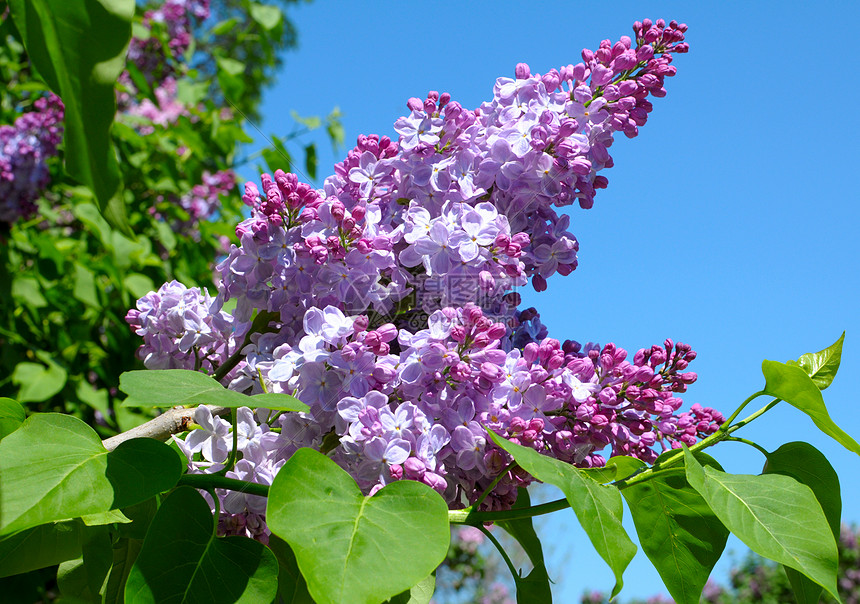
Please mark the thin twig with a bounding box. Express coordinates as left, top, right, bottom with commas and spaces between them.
101, 405, 228, 451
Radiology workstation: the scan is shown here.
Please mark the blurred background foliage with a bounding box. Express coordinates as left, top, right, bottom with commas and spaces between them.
0, 0, 342, 438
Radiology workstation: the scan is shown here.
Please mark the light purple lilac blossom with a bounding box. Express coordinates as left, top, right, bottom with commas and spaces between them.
0, 94, 64, 224
127, 20, 719, 542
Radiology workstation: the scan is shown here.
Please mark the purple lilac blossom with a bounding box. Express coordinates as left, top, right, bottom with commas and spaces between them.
0, 94, 64, 224
128, 20, 717, 539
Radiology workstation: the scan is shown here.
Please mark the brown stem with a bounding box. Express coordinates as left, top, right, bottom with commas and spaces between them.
101, 405, 228, 451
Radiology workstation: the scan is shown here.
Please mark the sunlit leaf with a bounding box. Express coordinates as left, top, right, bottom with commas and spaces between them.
787, 333, 844, 390
762, 359, 860, 456
0, 414, 182, 536
267, 448, 450, 604
683, 447, 839, 599
488, 431, 635, 599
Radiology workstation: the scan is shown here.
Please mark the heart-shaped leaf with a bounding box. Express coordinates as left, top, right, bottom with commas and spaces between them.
488, 431, 635, 599
119, 369, 309, 412
787, 333, 844, 390
267, 536, 314, 604
622, 453, 728, 604
764, 442, 842, 604
125, 487, 278, 603
683, 447, 839, 599
267, 448, 450, 604
0, 414, 182, 536
762, 360, 860, 456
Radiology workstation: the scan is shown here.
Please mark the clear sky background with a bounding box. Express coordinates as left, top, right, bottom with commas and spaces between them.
238, 1, 860, 600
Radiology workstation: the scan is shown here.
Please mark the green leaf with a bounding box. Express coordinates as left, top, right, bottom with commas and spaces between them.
304, 143, 317, 180
497, 489, 553, 604
764, 442, 842, 604
249, 2, 282, 30
103, 537, 143, 604
80, 509, 132, 526
0, 520, 83, 578
488, 431, 636, 599
0, 398, 26, 440
73, 263, 100, 308
385, 574, 436, 604
11, 276, 47, 308
762, 359, 860, 456
123, 273, 155, 299
56, 526, 112, 603
119, 369, 309, 412
583, 455, 644, 484
0, 414, 182, 536
125, 487, 278, 603
683, 447, 839, 600
267, 448, 450, 604
621, 454, 728, 604
12, 358, 68, 403
9, 0, 134, 234
787, 333, 844, 390
267, 535, 314, 604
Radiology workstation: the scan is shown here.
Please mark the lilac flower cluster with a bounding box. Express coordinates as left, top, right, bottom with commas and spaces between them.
124, 77, 188, 135
179, 169, 237, 221
0, 94, 64, 224
125, 280, 240, 372
126, 0, 210, 79
129, 20, 717, 537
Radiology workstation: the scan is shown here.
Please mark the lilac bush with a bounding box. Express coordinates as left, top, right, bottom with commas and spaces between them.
127, 18, 724, 539
0, 93, 64, 224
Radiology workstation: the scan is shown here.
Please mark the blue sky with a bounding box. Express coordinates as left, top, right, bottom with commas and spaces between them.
240, 1, 860, 599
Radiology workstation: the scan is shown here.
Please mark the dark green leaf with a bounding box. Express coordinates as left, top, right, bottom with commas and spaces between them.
125, 487, 278, 603
762, 359, 860, 456
683, 447, 839, 599
304, 143, 317, 180
0, 414, 182, 536
267, 536, 314, 604
764, 442, 842, 604
622, 454, 728, 604
0, 520, 83, 578
103, 537, 143, 604
9, 0, 133, 234
56, 526, 112, 603
267, 448, 450, 604
488, 431, 635, 599
787, 333, 844, 390
497, 489, 553, 604
0, 398, 26, 440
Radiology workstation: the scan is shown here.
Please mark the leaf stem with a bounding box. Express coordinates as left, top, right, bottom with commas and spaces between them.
720, 389, 766, 431
478, 525, 520, 583
724, 436, 770, 458
215, 408, 239, 477
449, 497, 571, 525
471, 461, 518, 511
178, 473, 270, 498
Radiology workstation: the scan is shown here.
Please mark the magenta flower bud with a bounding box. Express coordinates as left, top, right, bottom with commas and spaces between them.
479, 362, 505, 383
450, 325, 466, 342
529, 366, 549, 383
407, 97, 423, 111
404, 457, 426, 480
352, 315, 369, 332
439, 92, 451, 107
679, 372, 698, 383
376, 324, 398, 342
350, 205, 366, 221
524, 343, 539, 365
472, 333, 490, 349
515, 62, 531, 79
451, 361, 472, 380
487, 322, 507, 340
423, 472, 447, 494
371, 365, 395, 383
